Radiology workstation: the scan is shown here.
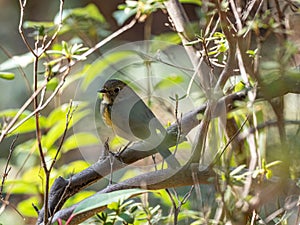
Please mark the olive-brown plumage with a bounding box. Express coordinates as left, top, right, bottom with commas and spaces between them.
99, 79, 180, 169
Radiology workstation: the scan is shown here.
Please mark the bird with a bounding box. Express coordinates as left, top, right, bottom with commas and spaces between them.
98, 79, 180, 169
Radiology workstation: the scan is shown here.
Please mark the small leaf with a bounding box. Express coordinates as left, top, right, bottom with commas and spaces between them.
0, 72, 15, 80
179, 0, 202, 6
265, 169, 272, 179
230, 164, 246, 176
119, 212, 134, 223
23, 21, 54, 29
46, 77, 59, 91
234, 81, 246, 93
108, 201, 120, 211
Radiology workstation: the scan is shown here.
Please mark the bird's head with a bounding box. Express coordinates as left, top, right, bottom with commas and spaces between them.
98, 79, 127, 104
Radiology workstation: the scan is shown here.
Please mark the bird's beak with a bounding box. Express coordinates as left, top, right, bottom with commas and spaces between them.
98, 88, 107, 93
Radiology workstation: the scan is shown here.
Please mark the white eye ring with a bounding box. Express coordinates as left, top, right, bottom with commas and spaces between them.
114, 87, 121, 93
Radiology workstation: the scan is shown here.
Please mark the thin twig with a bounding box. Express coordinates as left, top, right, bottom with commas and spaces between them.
49, 177, 72, 225
18, 0, 36, 56
0, 135, 25, 219
0, 135, 18, 199
165, 189, 178, 224
210, 116, 249, 167
49, 100, 76, 172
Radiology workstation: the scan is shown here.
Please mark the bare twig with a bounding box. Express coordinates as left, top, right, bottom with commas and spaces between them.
0, 135, 25, 219
49, 100, 76, 172
0, 135, 18, 199
210, 116, 249, 167
18, 0, 35, 56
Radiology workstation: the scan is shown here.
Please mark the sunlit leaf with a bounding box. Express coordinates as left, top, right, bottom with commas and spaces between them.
43, 109, 90, 149
62, 132, 99, 152
234, 81, 246, 93
0, 109, 47, 135
230, 164, 246, 176
5, 180, 40, 195
46, 77, 59, 91
0, 72, 15, 80
17, 196, 40, 217
64, 190, 96, 208
59, 160, 90, 175
57, 3, 106, 24
46, 102, 88, 128
154, 75, 184, 89
73, 189, 150, 215
179, 0, 202, 6
23, 21, 54, 29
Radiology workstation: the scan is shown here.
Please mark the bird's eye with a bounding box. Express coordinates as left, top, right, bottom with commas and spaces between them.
114, 87, 120, 93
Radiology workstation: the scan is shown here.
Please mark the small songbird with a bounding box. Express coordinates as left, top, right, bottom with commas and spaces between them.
98, 79, 180, 169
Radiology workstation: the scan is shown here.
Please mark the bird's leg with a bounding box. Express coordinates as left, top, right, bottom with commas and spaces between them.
152, 155, 159, 171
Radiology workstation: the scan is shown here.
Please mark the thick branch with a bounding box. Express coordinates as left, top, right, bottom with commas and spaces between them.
46, 164, 215, 224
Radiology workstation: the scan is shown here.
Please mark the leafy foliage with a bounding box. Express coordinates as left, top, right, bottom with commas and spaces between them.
0, 1, 299, 225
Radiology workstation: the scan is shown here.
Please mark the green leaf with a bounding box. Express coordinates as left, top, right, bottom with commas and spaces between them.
0, 72, 15, 80
179, 0, 202, 6
81, 50, 139, 90
46, 77, 59, 91
64, 190, 95, 208
17, 196, 40, 217
43, 108, 90, 149
23, 21, 54, 29
59, 160, 90, 175
62, 132, 99, 152
230, 164, 246, 176
46, 102, 88, 128
234, 81, 246, 93
58, 3, 106, 24
108, 201, 120, 211
154, 75, 184, 90
0, 109, 47, 135
73, 189, 150, 215
152, 33, 182, 49
5, 180, 40, 195
118, 212, 134, 223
